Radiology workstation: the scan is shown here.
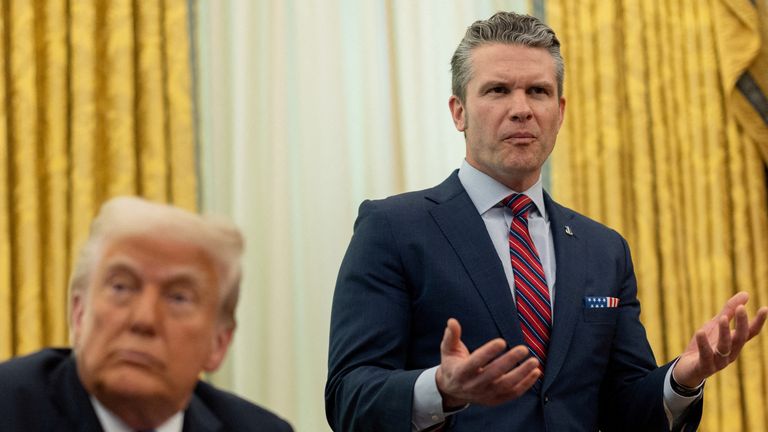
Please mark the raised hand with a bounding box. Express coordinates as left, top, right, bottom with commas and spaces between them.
435, 318, 540, 409
672, 292, 768, 388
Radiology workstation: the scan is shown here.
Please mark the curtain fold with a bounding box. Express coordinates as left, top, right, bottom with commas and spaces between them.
712, 0, 768, 162
0, 0, 196, 360
548, 0, 768, 430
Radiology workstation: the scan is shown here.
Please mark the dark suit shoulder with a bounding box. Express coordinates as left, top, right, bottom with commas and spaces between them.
192, 381, 293, 431
0, 348, 71, 392
546, 197, 628, 242
360, 187, 437, 214
356, 171, 465, 221
0, 348, 89, 432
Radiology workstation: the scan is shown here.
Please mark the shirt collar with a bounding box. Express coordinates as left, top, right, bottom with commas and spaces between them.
457, 159, 547, 219
91, 396, 184, 432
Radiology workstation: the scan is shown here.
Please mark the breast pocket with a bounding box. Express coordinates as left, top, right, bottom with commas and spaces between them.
576, 307, 620, 371
582, 307, 619, 324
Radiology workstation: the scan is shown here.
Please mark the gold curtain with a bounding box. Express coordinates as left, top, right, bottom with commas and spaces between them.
548, 0, 768, 430
712, 0, 768, 162
0, 0, 197, 361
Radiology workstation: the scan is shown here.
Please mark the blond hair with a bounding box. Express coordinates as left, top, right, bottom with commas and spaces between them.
69, 196, 244, 328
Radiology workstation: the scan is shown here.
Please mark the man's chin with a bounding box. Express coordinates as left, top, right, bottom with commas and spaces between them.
91, 371, 186, 430
94, 367, 168, 400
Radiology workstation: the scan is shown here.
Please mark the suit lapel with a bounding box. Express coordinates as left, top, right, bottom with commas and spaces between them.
49, 354, 104, 432
427, 172, 525, 347
182, 392, 222, 432
542, 194, 587, 392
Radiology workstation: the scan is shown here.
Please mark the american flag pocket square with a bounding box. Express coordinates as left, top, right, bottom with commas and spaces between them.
583, 296, 620, 308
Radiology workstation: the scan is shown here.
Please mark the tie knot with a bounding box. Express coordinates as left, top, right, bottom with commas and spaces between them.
502, 193, 534, 218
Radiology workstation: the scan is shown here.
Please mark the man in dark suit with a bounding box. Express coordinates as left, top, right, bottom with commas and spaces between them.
325, 12, 767, 432
0, 197, 292, 432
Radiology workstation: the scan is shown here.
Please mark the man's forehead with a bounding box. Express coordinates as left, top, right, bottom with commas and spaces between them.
469, 43, 556, 80
471, 42, 552, 58
103, 230, 207, 253
97, 233, 216, 281
100, 254, 210, 281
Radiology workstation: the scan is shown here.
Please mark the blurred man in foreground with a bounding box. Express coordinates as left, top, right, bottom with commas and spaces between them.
0, 196, 292, 432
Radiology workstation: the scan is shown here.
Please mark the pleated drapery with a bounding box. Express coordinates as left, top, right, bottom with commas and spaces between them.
547, 1, 768, 430
0, 0, 197, 360
712, 0, 768, 161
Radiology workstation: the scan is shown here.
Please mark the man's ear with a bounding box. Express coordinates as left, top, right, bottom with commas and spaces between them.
203, 323, 235, 372
449, 95, 466, 132
70, 291, 86, 346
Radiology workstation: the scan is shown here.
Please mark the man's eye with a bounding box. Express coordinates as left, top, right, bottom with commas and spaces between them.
529, 87, 548, 95
108, 278, 137, 299
170, 293, 189, 303
489, 86, 508, 94
168, 291, 194, 305
110, 279, 134, 292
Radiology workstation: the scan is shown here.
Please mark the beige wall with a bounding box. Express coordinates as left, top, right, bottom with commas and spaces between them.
194, 1, 528, 430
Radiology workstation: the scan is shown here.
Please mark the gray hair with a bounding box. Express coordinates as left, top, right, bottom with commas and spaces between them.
69, 196, 244, 329
451, 11, 564, 102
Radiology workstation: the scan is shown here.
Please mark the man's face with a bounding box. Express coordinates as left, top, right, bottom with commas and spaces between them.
72, 233, 233, 413
449, 43, 565, 191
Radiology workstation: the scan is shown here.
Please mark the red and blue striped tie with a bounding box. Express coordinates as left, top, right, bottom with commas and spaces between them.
504, 193, 551, 374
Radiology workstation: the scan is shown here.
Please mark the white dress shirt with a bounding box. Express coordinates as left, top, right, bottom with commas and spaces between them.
91, 396, 184, 432
411, 160, 700, 431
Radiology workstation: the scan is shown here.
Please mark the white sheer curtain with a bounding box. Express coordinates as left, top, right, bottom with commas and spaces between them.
194, 1, 527, 429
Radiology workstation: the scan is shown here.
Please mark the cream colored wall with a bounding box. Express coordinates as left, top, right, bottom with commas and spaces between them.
194, 1, 528, 430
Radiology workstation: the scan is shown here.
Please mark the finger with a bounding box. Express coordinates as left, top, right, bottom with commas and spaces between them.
748, 307, 768, 339
695, 331, 716, 371
508, 363, 541, 395
718, 292, 749, 320
441, 318, 464, 355
702, 329, 729, 371
729, 305, 749, 352
462, 337, 509, 372
495, 356, 539, 384
715, 314, 732, 358
695, 331, 711, 357
464, 345, 531, 388
493, 357, 541, 399
447, 318, 462, 344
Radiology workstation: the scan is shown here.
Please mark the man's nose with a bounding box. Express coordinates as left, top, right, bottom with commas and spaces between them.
508, 92, 533, 122
129, 287, 161, 336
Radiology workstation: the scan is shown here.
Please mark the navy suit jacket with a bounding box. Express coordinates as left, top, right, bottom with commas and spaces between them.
0, 348, 293, 432
326, 171, 702, 431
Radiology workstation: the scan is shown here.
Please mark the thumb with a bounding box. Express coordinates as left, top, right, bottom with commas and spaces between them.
441, 318, 463, 354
